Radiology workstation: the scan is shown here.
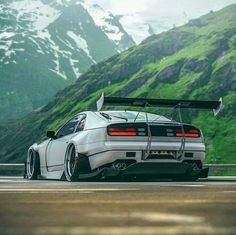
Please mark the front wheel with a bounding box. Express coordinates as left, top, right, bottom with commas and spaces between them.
26, 150, 40, 180
64, 145, 80, 182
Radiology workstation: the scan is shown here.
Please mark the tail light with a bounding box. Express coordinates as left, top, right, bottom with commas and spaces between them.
108, 127, 137, 136
175, 129, 200, 138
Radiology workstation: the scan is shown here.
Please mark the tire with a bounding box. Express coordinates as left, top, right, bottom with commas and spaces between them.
26, 150, 40, 180
64, 144, 80, 182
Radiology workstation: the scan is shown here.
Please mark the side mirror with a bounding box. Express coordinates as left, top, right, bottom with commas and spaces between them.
46, 130, 57, 139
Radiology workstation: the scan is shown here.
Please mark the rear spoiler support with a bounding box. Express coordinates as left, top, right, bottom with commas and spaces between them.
97, 93, 223, 116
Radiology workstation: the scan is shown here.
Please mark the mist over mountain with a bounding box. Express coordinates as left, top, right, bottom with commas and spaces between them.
0, 0, 135, 121
92, 0, 236, 43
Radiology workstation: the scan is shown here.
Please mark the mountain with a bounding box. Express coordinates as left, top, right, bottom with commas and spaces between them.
0, 4, 236, 163
0, 0, 135, 121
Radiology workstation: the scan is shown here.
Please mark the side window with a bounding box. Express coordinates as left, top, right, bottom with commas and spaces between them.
56, 115, 85, 138
75, 116, 86, 133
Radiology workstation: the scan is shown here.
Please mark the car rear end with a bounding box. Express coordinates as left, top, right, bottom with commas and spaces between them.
88, 117, 208, 179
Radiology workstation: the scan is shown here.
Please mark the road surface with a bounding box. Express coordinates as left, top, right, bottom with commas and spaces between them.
0, 177, 236, 235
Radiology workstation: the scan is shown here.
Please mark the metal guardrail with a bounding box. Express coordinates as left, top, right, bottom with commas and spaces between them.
0, 164, 236, 176
0, 164, 24, 166
0, 164, 24, 176
205, 164, 236, 171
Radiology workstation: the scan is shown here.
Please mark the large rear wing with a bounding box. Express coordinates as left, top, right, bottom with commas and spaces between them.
96, 93, 223, 116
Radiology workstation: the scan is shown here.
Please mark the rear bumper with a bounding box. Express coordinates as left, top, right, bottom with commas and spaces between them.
88, 147, 205, 170
109, 162, 189, 175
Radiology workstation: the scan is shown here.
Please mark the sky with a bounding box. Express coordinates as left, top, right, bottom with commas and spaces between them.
87, 0, 236, 16
86, 0, 236, 43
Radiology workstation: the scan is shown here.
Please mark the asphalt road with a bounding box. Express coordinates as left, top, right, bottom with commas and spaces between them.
0, 177, 236, 235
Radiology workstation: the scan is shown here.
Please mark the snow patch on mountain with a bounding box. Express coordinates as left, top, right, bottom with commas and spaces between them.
86, 4, 124, 43
37, 29, 68, 79
67, 31, 95, 63
9, 0, 60, 30
70, 58, 81, 78
0, 32, 15, 39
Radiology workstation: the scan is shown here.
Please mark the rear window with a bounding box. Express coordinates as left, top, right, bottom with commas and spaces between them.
100, 111, 171, 122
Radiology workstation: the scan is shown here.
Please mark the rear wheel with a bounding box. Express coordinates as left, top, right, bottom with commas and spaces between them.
26, 150, 40, 180
64, 145, 80, 182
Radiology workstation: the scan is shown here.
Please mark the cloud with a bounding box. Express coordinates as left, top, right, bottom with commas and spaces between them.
108, 0, 148, 14
86, 0, 236, 16
86, 0, 148, 14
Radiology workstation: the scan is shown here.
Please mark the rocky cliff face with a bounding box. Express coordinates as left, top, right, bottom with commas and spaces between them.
0, 4, 236, 163
0, 0, 135, 121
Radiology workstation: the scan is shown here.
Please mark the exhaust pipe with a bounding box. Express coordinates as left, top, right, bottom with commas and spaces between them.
113, 163, 122, 170
121, 163, 127, 170
113, 162, 127, 170
192, 162, 200, 171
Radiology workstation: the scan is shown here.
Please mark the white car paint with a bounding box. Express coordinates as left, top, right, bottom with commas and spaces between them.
27, 110, 206, 180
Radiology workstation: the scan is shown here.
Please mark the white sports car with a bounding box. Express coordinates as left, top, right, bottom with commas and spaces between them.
25, 94, 222, 181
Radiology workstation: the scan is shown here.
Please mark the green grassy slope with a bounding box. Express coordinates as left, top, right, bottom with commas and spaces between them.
0, 5, 236, 163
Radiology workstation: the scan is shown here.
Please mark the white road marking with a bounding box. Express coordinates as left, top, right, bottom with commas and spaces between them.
172, 184, 205, 187
0, 188, 139, 192
0, 180, 205, 187
90, 212, 205, 224
221, 191, 236, 193
7, 199, 233, 204
2, 225, 234, 235
0, 180, 30, 183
